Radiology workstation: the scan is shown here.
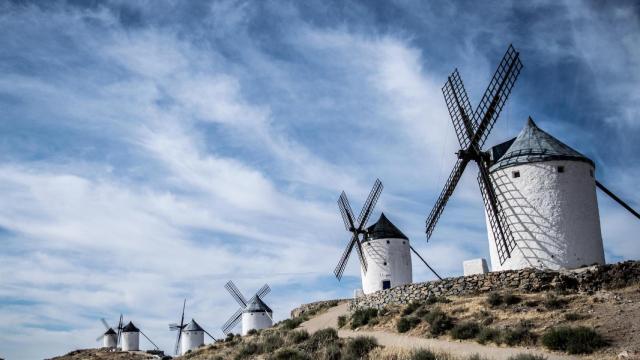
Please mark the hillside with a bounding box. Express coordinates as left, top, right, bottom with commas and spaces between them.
48, 261, 640, 360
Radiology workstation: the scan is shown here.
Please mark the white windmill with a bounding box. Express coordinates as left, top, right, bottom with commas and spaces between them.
425, 44, 639, 273
222, 281, 273, 336
169, 299, 217, 355
334, 179, 442, 295
95, 315, 123, 350
121, 320, 160, 352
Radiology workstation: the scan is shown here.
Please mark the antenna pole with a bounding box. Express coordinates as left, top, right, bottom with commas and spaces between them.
409, 245, 443, 280
596, 180, 640, 219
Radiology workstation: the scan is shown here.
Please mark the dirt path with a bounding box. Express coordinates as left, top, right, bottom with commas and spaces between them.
300, 303, 580, 360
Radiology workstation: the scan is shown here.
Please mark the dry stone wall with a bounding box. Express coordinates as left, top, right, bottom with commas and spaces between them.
352, 260, 640, 310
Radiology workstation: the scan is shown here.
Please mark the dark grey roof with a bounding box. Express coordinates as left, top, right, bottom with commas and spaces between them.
183, 319, 204, 332
489, 117, 594, 172
104, 328, 116, 335
122, 321, 139, 332
244, 296, 272, 313
365, 213, 408, 241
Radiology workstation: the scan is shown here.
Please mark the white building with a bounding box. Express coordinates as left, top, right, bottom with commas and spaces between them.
485, 118, 605, 271
360, 213, 412, 294
121, 321, 140, 351
102, 328, 117, 349
241, 297, 272, 335
181, 319, 204, 355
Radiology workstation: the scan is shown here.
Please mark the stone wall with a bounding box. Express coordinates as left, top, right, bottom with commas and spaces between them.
352, 260, 640, 310
290, 299, 348, 318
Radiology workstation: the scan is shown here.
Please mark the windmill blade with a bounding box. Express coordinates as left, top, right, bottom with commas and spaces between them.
202, 328, 217, 341
356, 179, 383, 230
169, 323, 182, 330
174, 298, 187, 355
426, 158, 470, 239
116, 314, 123, 347
353, 236, 368, 273
409, 245, 443, 280
255, 284, 271, 299
476, 163, 516, 265
96, 334, 104, 342
221, 308, 243, 335
338, 192, 356, 231
100, 318, 110, 331
471, 44, 523, 149
174, 332, 181, 355
333, 234, 357, 280
443, 69, 475, 148
140, 330, 159, 350
224, 281, 248, 308
596, 180, 640, 219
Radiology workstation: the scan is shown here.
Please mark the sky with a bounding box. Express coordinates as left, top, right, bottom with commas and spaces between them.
0, 0, 639, 358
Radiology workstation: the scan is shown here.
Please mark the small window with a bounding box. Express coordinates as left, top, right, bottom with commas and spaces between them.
386, 240, 390, 244
557, 166, 564, 173
402, 241, 406, 244
383, 261, 387, 266
512, 171, 520, 178
382, 280, 391, 290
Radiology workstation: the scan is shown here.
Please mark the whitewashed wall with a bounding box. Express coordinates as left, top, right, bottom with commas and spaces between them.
486, 160, 605, 271
241, 311, 272, 335
360, 237, 412, 294
121, 331, 139, 351
181, 330, 204, 355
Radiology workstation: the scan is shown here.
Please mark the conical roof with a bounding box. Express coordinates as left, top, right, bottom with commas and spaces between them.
366, 213, 408, 240
122, 321, 139, 332
183, 319, 204, 332
489, 117, 594, 172
104, 328, 116, 335
244, 296, 272, 313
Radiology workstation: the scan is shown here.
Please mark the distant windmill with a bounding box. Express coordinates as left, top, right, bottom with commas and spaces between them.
96, 315, 123, 350
169, 299, 217, 355
222, 281, 273, 336
425, 45, 523, 266
335, 179, 442, 295
120, 320, 160, 352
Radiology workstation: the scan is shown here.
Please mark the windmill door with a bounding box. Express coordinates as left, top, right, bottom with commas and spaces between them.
382, 280, 391, 290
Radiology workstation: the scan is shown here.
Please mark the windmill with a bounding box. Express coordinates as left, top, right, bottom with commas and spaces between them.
425, 44, 523, 266
121, 320, 160, 352
169, 299, 217, 355
96, 315, 123, 350
222, 281, 273, 336
335, 179, 442, 294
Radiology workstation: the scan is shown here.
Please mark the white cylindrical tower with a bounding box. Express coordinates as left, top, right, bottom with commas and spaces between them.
360, 213, 412, 295
121, 322, 140, 351
485, 118, 605, 271
102, 328, 117, 349
180, 319, 205, 355
241, 297, 273, 335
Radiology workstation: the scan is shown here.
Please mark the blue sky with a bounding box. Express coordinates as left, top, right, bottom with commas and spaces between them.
1, 0, 639, 358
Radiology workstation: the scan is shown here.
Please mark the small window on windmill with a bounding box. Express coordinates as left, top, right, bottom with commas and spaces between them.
557, 166, 565, 173
386, 240, 390, 244
512, 171, 520, 178
383, 261, 387, 266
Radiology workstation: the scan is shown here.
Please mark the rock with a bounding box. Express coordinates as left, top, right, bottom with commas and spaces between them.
617, 350, 629, 359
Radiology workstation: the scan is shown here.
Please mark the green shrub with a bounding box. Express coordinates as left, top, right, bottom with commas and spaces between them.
543, 294, 568, 310
306, 328, 339, 351
425, 296, 451, 305
225, 333, 236, 342
288, 330, 309, 344
504, 293, 522, 305
476, 327, 500, 345
410, 348, 438, 360
318, 343, 341, 360
541, 326, 607, 354
563, 313, 585, 321
246, 328, 258, 335
281, 317, 305, 330
424, 308, 453, 335
350, 308, 378, 329
501, 326, 537, 346
507, 355, 547, 360
451, 321, 481, 340
487, 292, 502, 307
261, 332, 285, 353
269, 347, 310, 360
344, 336, 378, 358
524, 300, 539, 307
396, 316, 420, 333
337, 315, 347, 328
235, 342, 259, 359
403, 302, 421, 315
